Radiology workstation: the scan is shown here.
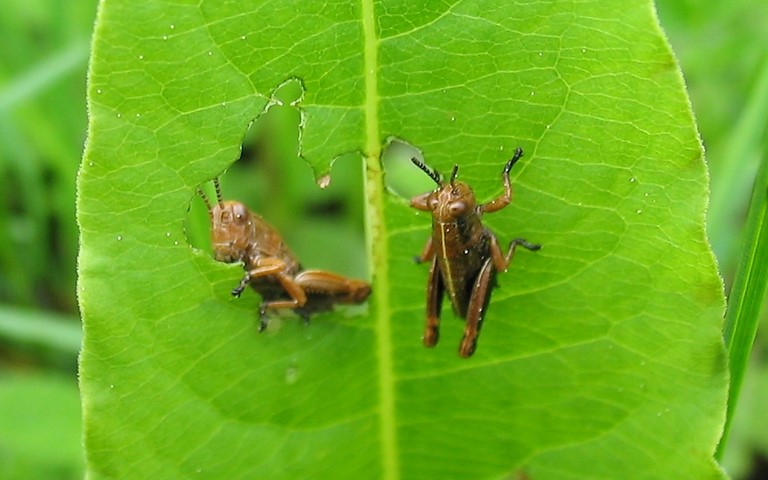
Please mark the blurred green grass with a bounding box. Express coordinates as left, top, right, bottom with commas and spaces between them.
0, 0, 766, 478
1, 2, 97, 477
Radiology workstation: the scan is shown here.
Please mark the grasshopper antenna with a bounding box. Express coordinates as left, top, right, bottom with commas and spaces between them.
411, 157, 442, 185
448, 165, 459, 185
213, 178, 224, 207
198, 187, 213, 219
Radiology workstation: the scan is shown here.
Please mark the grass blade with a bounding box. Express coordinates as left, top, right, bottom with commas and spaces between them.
718, 148, 768, 457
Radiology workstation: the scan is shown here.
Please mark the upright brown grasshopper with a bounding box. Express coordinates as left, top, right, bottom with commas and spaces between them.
199, 179, 371, 331
410, 147, 540, 358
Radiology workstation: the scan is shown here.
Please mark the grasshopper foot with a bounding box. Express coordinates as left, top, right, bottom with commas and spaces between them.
458, 334, 478, 358
258, 304, 269, 332
422, 326, 439, 348
511, 238, 541, 251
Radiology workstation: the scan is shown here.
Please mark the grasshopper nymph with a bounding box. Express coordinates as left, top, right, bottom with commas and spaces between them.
199, 179, 371, 331
410, 148, 540, 357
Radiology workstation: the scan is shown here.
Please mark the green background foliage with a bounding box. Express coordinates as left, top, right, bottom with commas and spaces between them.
76, 1, 726, 479
2, 0, 768, 479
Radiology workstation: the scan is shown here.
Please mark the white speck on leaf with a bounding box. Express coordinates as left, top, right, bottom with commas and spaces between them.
317, 174, 332, 189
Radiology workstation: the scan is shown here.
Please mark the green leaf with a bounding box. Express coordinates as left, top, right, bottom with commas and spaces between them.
78, 1, 727, 479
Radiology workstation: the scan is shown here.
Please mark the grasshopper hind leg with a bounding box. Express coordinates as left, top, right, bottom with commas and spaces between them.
459, 258, 496, 358
423, 256, 444, 347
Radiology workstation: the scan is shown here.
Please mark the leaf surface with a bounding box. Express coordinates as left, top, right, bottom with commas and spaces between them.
78, 1, 727, 479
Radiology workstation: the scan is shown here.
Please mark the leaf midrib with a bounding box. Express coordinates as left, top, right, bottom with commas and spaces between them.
361, 1, 398, 478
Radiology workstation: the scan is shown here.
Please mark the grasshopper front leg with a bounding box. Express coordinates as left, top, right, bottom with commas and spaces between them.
232, 257, 309, 331
480, 147, 524, 214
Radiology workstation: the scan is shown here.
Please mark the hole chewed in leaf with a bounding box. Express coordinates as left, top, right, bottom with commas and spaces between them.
185, 77, 369, 315
270, 76, 304, 107
186, 77, 307, 252
381, 137, 435, 201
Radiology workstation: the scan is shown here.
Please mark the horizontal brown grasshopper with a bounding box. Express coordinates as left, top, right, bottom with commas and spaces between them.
199, 179, 371, 331
410, 147, 540, 357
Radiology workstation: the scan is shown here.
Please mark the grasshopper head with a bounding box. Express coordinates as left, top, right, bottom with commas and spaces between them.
209, 201, 253, 263
431, 179, 477, 222
199, 179, 253, 263
410, 160, 478, 221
